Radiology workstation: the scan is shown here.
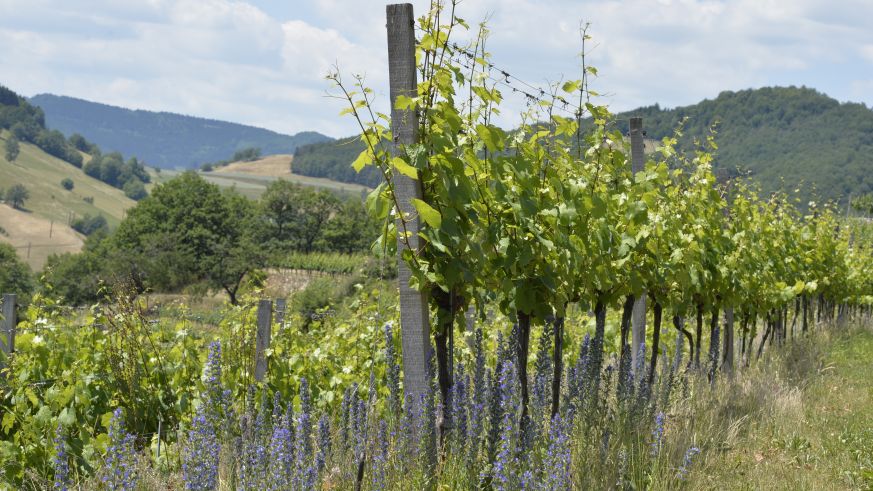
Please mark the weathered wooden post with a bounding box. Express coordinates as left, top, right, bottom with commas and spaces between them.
629, 117, 647, 370
254, 299, 272, 382
1, 294, 16, 368
386, 3, 432, 407
275, 297, 286, 330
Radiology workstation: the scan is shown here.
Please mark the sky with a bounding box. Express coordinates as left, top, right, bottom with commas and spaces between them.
1, 0, 871, 138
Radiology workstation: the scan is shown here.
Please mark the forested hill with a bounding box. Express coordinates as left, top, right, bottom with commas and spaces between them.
614, 86, 873, 203
29, 94, 331, 169
293, 86, 873, 204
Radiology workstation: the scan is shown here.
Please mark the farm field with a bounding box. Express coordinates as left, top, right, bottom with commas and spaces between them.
151, 155, 370, 200
212, 154, 294, 177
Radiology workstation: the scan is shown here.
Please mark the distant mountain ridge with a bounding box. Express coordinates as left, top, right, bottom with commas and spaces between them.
29, 94, 332, 169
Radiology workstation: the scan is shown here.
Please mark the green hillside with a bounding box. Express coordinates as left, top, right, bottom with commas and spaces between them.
1, 130, 134, 225
292, 87, 873, 204
614, 86, 873, 203
30, 94, 332, 169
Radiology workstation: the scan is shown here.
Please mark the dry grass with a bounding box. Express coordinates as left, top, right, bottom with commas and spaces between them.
212, 154, 293, 176
0, 203, 84, 269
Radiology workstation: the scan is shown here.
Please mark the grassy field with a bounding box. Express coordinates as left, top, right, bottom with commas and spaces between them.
0, 130, 137, 268
681, 326, 873, 490
213, 154, 294, 176
0, 204, 83, 269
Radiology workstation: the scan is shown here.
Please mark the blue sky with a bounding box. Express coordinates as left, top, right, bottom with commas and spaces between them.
1, 0, 871, 138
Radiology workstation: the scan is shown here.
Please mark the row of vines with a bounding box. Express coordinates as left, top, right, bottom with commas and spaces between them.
338, 0, 873, 435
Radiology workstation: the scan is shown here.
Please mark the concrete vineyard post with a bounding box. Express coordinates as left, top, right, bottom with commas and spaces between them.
386, 3, 432, 409
723, 306, 734, 374
629, 117, 647, 369
255, 299, 272, 382
275, 297, 286, 331
1, 294, 16, 370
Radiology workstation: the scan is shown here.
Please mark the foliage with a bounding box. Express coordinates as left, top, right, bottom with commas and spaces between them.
317, 197, 383, 254
851, 193, 873, 216
4, 135, 19, 162
331, 0, 873, 439
0, 243, 33, 298
0, 293, 202, 483
111, 172, 264, 304
71, 214, 108, 236
5, 183, 30, 209
2, 3, 873, 489
68, 133, 98, 154
30, 93, 330, 169
83, 152, 150, 197
60, 178, 74, 191
284, 251, 395, 277
232, 147, 261, 163
258, 179, 351, 254
611, 86, 873, 205
122, 179, 147, 201
298, 91, 872, 208
43, 250, 105, 305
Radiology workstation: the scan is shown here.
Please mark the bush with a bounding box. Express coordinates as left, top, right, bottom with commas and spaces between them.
0, 243, 33, 297
71, 214, 108, 236
42, 250, 105, 305
231, 147, 261, 162
200, 162, 214, 172
61, 177, 74, 190
123, 179, 147, 201
5, 183, 29, 209
4, 135, 19, 162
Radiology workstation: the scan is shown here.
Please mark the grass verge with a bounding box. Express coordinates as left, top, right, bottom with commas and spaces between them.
682, 326, 873, 490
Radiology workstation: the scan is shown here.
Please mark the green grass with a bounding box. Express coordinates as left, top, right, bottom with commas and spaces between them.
0, 130, 135, 227
684, 326, 873, 490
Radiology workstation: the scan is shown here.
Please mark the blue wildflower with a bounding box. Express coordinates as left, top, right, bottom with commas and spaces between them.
103, 409, 138, 491
542, 415, 571, 490
371, 419, 389, 490
651, 411, 666, 457
266, 417, 293, 490
676, 446, 701, 480
182, 413, 220, 491
492, 361, 519, 491
53, 424, 69, 491
294, 378, 316, 490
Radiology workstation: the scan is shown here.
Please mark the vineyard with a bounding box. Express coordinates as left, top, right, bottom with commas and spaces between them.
2, 1, 873, 490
